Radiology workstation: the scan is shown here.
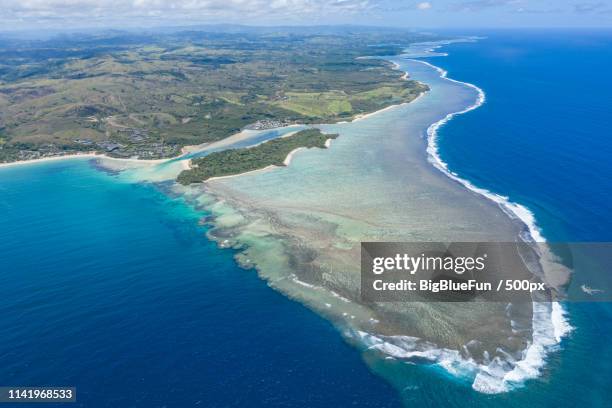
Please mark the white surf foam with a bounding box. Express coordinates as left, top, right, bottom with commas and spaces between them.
355, 45, 574, 394
355, 302, 572, 393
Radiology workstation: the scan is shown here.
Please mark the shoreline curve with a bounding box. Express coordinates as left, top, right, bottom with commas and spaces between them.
408, 52, 572, 393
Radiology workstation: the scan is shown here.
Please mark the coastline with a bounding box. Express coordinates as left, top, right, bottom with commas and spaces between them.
0, 56, 422, 173
409, 55, 572, 392
195, 43, 572, 395
0, 152, 102, 169
0, 101, 407, 172
204, 165, 278, 182
283, 147, 305, 166
351, 101, 407, 122
0, 152, 170, 170
200, 138, 331, 183
349, 60, 422, 123
179, 93, 424, 178
0, 40, 573, 397
0, 92, 407, 174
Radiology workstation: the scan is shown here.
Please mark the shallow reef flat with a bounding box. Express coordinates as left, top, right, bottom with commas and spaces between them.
179, 54, 546, 393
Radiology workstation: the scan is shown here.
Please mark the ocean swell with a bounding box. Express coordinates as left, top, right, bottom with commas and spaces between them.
370, 47, 573, 394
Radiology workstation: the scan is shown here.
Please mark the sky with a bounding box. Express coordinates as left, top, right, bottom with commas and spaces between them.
0, 0, 611, 31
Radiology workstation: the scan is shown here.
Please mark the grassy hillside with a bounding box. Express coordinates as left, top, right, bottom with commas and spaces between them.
0, 29, 433, 162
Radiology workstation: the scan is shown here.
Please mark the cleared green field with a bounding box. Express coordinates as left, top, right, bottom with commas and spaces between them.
274, 91, 353, 117
275, 84, 427, 120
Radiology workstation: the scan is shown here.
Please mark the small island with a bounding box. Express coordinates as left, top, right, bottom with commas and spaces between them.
177, 128, 337, 184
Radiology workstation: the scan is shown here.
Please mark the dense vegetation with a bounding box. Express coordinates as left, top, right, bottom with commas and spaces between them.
177, 128, 337, 184
0, 26, 434, 162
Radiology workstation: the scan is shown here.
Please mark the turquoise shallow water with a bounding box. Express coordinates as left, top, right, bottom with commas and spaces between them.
0, 30, 610, 407
0, 160, 403, 407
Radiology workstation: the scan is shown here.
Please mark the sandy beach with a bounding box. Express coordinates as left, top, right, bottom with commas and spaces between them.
351, 102, 404, 122
0, 153, 102, 169
282, 147, 305, 166
0, 79, 421, 174
204, 165, 278, 182
0, 152, 171, 170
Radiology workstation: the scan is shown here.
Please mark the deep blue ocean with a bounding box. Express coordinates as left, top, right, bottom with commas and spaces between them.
434, 30, 612, 242
0, 162, 402, 408
428, 29, 612, 406
0, 30, 610, 407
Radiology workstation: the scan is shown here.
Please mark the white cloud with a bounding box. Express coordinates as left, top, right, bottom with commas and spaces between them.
3, 0, 371, 14
573, 2, 608, 14
0, 0, 373, 28
2, 0, 608, 29
450, 0, 522, 12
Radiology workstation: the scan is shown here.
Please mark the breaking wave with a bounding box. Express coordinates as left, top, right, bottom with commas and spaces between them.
352, 44, 573, 394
